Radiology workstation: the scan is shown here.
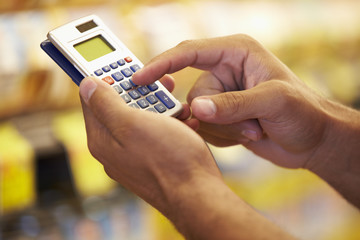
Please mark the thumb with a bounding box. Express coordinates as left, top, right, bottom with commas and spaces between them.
79, 77, 133, 131
191, 81, 279, 124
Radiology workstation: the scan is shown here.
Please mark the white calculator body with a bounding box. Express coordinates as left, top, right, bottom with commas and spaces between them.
47, 15, 183, 116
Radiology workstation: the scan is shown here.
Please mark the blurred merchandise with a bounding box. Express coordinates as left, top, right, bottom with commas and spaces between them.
0, 122, 35, 215
1, 0, 360, 239
52, 110, 117, 197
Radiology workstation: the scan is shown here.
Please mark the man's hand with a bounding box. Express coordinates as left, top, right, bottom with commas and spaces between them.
79, 76, 221, 212
132, 34, 327, 169
133, 34, 360, 207
79, 76, 296, 240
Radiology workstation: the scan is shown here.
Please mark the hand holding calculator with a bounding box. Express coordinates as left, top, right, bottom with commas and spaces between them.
41, 15, 183, 117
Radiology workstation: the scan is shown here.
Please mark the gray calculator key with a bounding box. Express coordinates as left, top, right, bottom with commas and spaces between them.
113, 85, 123, 94
129, 103, 140, 109
146, 108, 157, 113
137, 99, 149, 109
121, 94, 131, 103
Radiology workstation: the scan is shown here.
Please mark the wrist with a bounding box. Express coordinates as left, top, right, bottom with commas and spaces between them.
162, 171, 295, 240
305, 99, 360, 206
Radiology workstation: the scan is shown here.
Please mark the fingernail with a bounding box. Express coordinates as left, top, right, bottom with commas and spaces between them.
193, 98, 216, 117
80, 78, 97, 103
241, 130, 259, 142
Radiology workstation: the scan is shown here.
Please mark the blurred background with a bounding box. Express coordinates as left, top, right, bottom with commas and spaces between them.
1, 0, 360, 239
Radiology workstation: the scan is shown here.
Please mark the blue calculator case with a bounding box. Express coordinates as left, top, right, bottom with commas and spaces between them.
40, 39, 84, 86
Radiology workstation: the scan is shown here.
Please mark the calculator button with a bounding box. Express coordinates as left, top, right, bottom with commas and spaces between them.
129, 103, 140, 109
102, 66, 111, 72
110, 62, 118, 69
137, 86, 150, 96
117, 59, 125, 66
121, 68, 133, 78
129, 90, 141, 99
137, 99, 149, 109
124, 56, 132, 63
146, 95, 158, 104
94, 69, 103, 76
113, 85, 123, 94
102, 76, 114, 85
120, 81, 132, 90
130, 64, 141, 73
121, 94, 131, 103
146, 108, 157, 113
111, 72, 124, 81
154, 103, 167, 113
129, 79, 137, 87
147, 83, 158, 91
155, 90, 175, 109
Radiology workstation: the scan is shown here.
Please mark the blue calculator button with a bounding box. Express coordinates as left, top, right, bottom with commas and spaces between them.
137, 99, 149, 109
121, 94, 131, 103
120, 81, 132, 91
155, 90, 175, 109
102, 65, 111, 72
147, 83, 158, 91
117, 59, 125, 66
129, 90, 141, 99
121, 68, 133, 78
129, 103, 140, 109
112, 72, 124, 81
113, 85, 123, 94
138, 86, 150, 96
146, 95, 158, 104
129, 79, 137, 87
94, 69, 103, 76
130, 64, 141, 73
154, 103, 167, 113
110, 62, 118, 69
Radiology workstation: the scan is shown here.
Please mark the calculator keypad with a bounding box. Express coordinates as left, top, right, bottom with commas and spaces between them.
95, 57, 175, 114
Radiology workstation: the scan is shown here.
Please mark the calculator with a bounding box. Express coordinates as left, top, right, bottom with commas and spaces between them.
41, 15, 183, 117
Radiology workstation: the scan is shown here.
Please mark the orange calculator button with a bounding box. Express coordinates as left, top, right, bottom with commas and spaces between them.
124, 56, 132, 63
102, 76, 115, 85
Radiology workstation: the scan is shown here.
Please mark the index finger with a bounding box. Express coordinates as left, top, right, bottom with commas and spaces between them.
132, 35, 248, 85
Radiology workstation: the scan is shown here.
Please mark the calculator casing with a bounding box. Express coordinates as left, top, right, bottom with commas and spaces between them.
43, 15, 183, 117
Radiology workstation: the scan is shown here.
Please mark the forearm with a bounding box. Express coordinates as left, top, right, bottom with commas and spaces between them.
162, 172, 296, 240
307, 99, 360, 208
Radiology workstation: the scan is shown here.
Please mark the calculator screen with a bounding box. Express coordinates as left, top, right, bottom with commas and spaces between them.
74, 35, 115, 62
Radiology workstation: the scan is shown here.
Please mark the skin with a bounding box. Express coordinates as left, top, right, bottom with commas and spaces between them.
79, 34, 360, 239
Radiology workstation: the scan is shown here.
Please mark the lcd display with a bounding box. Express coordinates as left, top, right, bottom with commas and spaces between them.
74, 35, 114, 62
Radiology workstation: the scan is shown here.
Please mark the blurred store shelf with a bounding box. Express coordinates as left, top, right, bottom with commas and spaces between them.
1, 0, 360, 239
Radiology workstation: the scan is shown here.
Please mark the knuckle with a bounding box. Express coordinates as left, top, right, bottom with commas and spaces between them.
234, 33, 255, 42
217, 92, 246, 116
268, 80, 297, 108
177, 39, 194, 48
